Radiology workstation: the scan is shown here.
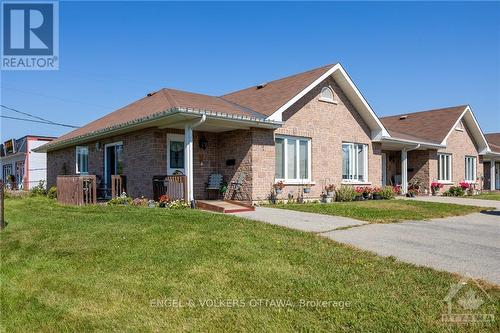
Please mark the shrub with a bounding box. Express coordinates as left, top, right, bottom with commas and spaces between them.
335, 186, 356, 202
379, 186, 395, 200
443, 186, 465, 197
30, 180, 47, 196
167, 200, 189, 209
47, 186, 57, 199
107, 196, 132, 205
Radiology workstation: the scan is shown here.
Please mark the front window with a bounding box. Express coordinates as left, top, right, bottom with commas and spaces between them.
464, 156, 476, 182
438, 153, 451, 182
275, 136, 310, 182
76, 146, 89, 174
342, 143, 368, 182
3, 164, 13, 181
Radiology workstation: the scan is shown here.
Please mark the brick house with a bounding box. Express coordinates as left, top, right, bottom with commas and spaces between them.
35, 63, 498, 204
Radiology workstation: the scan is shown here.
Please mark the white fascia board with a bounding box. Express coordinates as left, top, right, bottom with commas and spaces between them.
380, 136, 446, 149
440, 105, 490, 152
266, 64, 390, 140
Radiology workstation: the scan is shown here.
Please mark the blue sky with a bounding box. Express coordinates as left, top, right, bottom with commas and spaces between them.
1, 1, 499, 141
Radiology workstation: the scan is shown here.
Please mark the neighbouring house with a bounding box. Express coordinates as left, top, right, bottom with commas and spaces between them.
0, 135, 56, 190
379, 105, 490, 193
483, 133, 500, 190
35, 63, 498, 204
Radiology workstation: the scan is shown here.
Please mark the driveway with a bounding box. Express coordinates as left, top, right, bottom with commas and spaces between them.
326, 211, 500, 285
236, 199, 500, 285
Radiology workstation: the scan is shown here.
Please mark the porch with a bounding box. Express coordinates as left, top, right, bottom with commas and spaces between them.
52, 111, 279, 207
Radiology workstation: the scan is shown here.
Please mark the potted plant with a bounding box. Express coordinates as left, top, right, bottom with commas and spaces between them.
430, 181, 443, 196
158, 194, 171, 208
274, 181, 285, 194
303, 184, 312, 194
362, 186, 371, 200
354, 186, 364, 200
372, 187, 382, 200
324, 184, 335, 197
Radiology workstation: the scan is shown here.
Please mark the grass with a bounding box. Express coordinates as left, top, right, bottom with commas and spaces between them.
469, 192, 500, 201
270, 200, 488, 223
1, 197, 498, 332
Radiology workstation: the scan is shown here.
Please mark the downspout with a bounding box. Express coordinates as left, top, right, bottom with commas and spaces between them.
184, 115, 206, 208
401, 144, 420, 195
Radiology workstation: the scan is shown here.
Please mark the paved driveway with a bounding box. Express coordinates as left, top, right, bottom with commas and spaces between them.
326, 211, 500, 285
236, 199, 500, 285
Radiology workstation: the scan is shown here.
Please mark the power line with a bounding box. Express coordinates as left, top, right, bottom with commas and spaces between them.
0, 106, 79, 128
1, 115, 79, 128
1, 104, 78, 128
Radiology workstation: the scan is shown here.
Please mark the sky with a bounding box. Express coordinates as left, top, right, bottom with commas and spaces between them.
1, 1, 499, 141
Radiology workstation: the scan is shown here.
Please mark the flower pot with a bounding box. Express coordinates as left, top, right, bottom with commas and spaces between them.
275, 189, 282, 194
362, 193, 370, 200
303, 188, 311, 193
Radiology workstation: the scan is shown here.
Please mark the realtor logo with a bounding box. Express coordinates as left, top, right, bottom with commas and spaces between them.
1, 1, 59, 70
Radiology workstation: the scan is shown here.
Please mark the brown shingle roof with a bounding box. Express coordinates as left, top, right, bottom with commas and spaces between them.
48, 64, 337, 148
485, 133, 500, 153
380, 105, 467, 144
51, 88, 262, 146
221, 64, 337, 117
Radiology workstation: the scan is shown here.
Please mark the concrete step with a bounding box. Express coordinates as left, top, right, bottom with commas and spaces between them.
197, 200, 255, 213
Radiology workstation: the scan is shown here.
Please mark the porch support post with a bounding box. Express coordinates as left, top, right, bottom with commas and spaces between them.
401, 148, 408, 195
184, 125, 193, 204
491, 161, 496, 191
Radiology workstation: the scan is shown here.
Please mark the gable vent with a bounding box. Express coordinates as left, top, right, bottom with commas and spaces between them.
399, 115, 408, 120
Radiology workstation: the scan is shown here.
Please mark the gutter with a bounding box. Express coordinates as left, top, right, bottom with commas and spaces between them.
379, 136, 445, 149
34, 107, 283, 153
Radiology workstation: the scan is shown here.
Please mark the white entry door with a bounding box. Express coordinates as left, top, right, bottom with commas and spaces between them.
167, 133, 185, 175
496, 162, 500, 190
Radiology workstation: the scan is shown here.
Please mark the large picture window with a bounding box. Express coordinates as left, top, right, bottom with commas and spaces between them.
275, 136, 311, 182
464, 156, 476, 182
342, 143, 368, 182
76, 146, 89, 174
438, 153, 452, 182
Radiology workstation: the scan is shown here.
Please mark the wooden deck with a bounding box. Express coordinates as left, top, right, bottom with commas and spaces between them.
197, 200, 254, 213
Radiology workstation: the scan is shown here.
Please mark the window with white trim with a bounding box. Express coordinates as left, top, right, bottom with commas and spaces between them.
438, 153, 452, 182
275, 136, 311, 182
319, 86, 334, 102
76, 146, 89, 174
342, 143, 368, 182
464, 156, 476, 182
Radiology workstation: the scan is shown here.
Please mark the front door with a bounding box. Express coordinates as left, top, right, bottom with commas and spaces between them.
167, 133, 185, 175
104, 142, 123, 187
496, 162, 500, 190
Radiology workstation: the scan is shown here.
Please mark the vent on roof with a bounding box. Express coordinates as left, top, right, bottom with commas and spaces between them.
147, 91, 157, 97
256, 83, 267, 89
399, 115, 408, 120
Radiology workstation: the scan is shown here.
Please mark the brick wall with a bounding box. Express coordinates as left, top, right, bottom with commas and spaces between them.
262, 75, 382, 200
432, 123, 484, 190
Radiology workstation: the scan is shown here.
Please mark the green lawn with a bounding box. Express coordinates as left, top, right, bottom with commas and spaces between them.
469, 192, 500, 201
271, 200, 489, 223
1, 197, 498, 332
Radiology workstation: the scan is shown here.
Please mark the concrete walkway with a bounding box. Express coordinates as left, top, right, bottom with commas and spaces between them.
234, 206, 365, 232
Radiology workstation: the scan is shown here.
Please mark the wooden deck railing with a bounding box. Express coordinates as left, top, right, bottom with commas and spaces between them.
57, 175, 97, 205
111, 175, 126, 199
152, 175, 188, 202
